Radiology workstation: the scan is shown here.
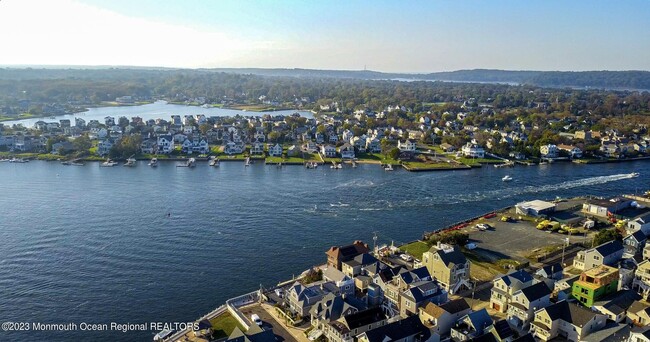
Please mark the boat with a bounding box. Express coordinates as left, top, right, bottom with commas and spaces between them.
70, 161, 85, 166
384, 164, 394, 171
148, 158, 158, 167
124, 156, 137, 167
100, 159, 118, 167
245, 157, 251, 166
61, 160, 71, 165
330, 162, 342, 169
305, 162, 318, 169
208, 156, 217, 166
631, 172, 640, 178
352, 161, 358, 168
177, 158, 196, 167
502, 175, 513, 182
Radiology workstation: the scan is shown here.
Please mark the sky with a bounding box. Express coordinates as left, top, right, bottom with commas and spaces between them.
0, 0, 649, 72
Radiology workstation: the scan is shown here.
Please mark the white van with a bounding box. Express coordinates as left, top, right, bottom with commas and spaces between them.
251, 314, 263, 326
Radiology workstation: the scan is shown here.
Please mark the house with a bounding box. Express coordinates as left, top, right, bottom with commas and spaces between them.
623, 230, 647, 256
558, 144, 583, 159
181, 137, 209, 154
321, 145, 337, 158
421, 242, 471, 294
224, 141, 245, 155
540, 144, 559, 159
461, 142, 485, 158
342, 253, 379, 278
226, 324, 276, 342
573, 240, 624, 271
490, 270, 534, 313
326, 241, 369, 270
302, 142, 318, 153
530, 300, 607, 341
450, 308, 493, 341
628, 214, 650, 236
628, 327, 650, 342
250, 142, 264, 155
554, 275, 580, 301
51, 141, 74, 154
535, 263, 564, 281
515, 200, 556, 217
309, 293, 363, 329
399, 281, 447, 317
632, 260, 650, 299
380, 267, 431, 308
483, 319, 515, 342
440, 143, 455, 152
628, 301, 650, 326
324, 307, 387, 342
418, 298, 471, 337
365, 138, 381, 153
398, 139, 417, 152
329, 133, 339, 143
268, 143, 283, 157
582, 197, 633, 218
358, 315, 431, 342
97, 139, 114, 156
338, 143, 355, 159
287, 145, 299, 157
157, 135, 174, 154
592, 289, 641, 322
140, 139, 157, 154
322, 267, 355, 296
571, 265, 619, 307
286, 281, 330, 317
352, 136, 367, 152
506, 282, 552, 330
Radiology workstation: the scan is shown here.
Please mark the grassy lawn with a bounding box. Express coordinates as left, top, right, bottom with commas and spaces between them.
0, 152, 61, 160
223, 154, 248, 160
356, 153, 399, 164
209, 313, 243, 339
457, 157, 505, 165
399, 241, 430, 260
402, 161, 461, 170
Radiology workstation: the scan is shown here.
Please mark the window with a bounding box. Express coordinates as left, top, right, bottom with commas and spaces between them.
594, 255, 600, 260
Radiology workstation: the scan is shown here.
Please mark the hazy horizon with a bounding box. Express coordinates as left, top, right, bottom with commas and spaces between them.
1, 0, 649, 72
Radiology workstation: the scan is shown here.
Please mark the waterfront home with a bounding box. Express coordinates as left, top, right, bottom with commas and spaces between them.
365, 137, 381, 153
582, 197, 633, 218
352, 136, 367, 152
357, 315, 430, 342
302, 142, 318, 153
322, 267, 355, 296
628, 301, 650, 326
224, 141, 245, 155
490, 270, 534, 313
398, 139, 417, 152
540, 144, 559, 159
321, 144, 337, 158
628, 214, 650, 236
309, 293, 364, 329
140, 139, 157, 154
181, 137, 209, 154
156, 135, 174, 154
421, 242, 471, 294
286, 281, 331, 317
461, 142, 485, 158
450, 308, 493, 341
268, 143, 283, 157
342, 129, 354, 143
418, 298, 471, 338
600, 143, 621, 158
250, 142, 264, 155
381, 267, 432, 310
558, 144, 583, 159
592, 289, 641, 322
572, 240, 624, 271
399, 280, 447, 317
623, 230, 647, 256
530, 300, 607, 341
506, 282, 552, 330
326, 241, 369, 271
338, 143, 355, 159
323, 307, 387, 342
440, 143, 455, 153
226, 324, 275, 342
287, 145, 299, 157
97, 139, 114, 156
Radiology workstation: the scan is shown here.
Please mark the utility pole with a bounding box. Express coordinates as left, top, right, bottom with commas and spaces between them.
373, 231, 378, 255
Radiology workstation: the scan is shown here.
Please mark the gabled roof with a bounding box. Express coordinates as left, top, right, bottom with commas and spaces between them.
309, 293, 360, 322
594, 240, 624, 257
341, 307, 385, 330
460, 308, 493, 334
498, 270, 533, 287
518, 282, 552, 302
625, 230, 647, 243
431, 246, 468, 267
594, 289, 642, 314
538, 263, 563, 276
226, 325, 276, 342
513, 333, 537, 342
633, 213, 650, 224
490, 319, 514, 340
397, 266, 431, 284
344, 253, 378, 267
422, 298, 471, 318
402, 281, 441, 303
360, 315, 430, 342
542, 300, 601, 327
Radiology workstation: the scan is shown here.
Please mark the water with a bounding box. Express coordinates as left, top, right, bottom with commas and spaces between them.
0, 160, 648, 341
1, 101, 313, 127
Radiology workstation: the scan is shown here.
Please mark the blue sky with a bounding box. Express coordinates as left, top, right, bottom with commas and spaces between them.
1, 0, 648, 72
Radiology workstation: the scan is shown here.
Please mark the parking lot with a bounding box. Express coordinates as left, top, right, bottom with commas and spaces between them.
240, 303, 307, 342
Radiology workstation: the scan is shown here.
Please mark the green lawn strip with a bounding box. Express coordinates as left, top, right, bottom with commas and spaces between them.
457, 157, 505, 165
399, 241, 430, 260
209, 313, 244, 339
402, 161, 459, 170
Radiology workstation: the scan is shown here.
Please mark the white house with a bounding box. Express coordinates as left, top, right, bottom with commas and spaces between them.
224, 141, 244, 155
321, 145, 337, 158
338, 143, 355, 159
557, 144, 582, 159
97, 139, 114, 156
268, 143, 283, 157
398, 139, 416, 152
540, 144, 559, 158
366, 138, 381, 153
250, 142, 264, 155
462, 143, 485, 158
157, 135, 174, 154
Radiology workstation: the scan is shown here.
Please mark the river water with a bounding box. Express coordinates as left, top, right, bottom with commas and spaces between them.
0, 158, 647, 341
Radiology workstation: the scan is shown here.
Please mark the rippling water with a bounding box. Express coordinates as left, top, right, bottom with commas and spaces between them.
0, 160, 647, 341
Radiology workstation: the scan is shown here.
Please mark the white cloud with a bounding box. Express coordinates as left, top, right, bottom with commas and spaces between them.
0, 0, 269, 67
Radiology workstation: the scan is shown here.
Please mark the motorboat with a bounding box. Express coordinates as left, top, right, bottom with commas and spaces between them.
502, 175, 513, 182
208, 156, 217, 166
101, 159, 118, 167
384, 164, 394, 171
148, 158, 158, 167
631, 172, 640, 178
124, 156, 137, 167
305, 162, 318, 169
177, 158, 196, 167
245, 157, 250, 166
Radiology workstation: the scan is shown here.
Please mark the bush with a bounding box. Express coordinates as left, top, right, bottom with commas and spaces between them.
428, 231, 469, 246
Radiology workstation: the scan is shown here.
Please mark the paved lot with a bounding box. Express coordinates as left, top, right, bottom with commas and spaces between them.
240, 304, 300, 342
464, 210, 589, 262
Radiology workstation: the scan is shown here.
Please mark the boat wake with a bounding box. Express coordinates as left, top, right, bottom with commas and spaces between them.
330, 202, 350, 207
333, 179, 376, 189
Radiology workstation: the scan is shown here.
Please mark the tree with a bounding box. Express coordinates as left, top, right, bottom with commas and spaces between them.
46, 135, 68, 153
380, 138, 392, 156
592, 228, 621, 246
199, 124, 211, 136
73, 135, 91, 151
268, 131, 281, 143
388, 147, 400, 160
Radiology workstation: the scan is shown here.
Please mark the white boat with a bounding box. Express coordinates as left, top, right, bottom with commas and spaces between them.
305, 162, 318, 169
631, 172, 640, 177
9, 158, 28, 163
124, 157, 137, 167
384, 164, 394, 171
148, 158, 158, 167
245, 157, 250, 166
101, 159, 118, 167
502, 175, 513, 182
208, 156, 217, 166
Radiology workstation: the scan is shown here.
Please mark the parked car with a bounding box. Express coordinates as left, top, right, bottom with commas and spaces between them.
400, 253, 413, 262
476, 223, 490, 231
465, 242, 478, 250
251, 314, 262, 326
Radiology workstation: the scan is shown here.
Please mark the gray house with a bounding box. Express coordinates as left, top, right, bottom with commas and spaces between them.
572, 240, 624, 271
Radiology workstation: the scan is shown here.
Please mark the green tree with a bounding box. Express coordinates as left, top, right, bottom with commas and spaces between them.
592, 228, 621, 246
73, 135, 92, 151
388, 147, 400, 160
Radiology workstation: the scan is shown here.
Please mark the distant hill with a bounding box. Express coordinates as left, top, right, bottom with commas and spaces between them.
1, 66, 648, 90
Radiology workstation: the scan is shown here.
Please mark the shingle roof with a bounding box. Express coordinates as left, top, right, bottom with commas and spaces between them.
539, 263, 563, 277
594, 240, 623, 257
434, 247, 468, 267
594, 289, 641, 313
360, 315, 430, 342
542, 300, 601, 327
491, 319, 514, 339
500, 270, 533, 286
519, 282, 552, 302
341, 307, 385, 329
